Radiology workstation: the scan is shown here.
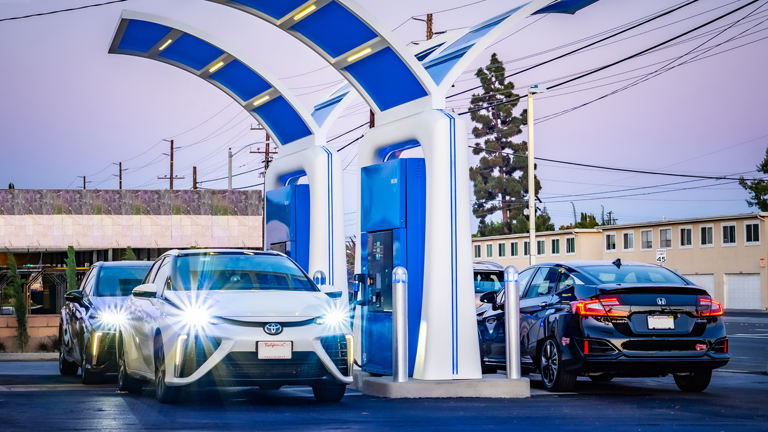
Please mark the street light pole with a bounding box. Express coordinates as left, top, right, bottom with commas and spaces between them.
228, 148, 233, 190
527, 85, 545, 265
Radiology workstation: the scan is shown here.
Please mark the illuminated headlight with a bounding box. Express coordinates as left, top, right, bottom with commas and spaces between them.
181, 307, 218, 327
315, 310, 346, 326
94, 311, 126, 325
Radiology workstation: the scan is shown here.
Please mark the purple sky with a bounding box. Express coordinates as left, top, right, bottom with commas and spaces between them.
0, 0, 766, 235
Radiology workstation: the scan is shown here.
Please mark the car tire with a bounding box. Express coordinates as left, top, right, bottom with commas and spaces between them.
58, 346, 78, 376
589, 375, 614, 382
312, 383, 346, 402
117, 335, 143, 395
539, 338, 576, 392
479, 341, 495, 375
81, 363, 103, 385
673, 370, 712, 392
154, 334, 182, 404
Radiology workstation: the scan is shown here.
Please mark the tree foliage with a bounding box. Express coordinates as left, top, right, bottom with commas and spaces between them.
122, 246, 137, 261
64, 246, 77, 292
468, 54, 542, 236
5, 251, 29, 352
739, 146, 768, 211
559, 213, 601, 230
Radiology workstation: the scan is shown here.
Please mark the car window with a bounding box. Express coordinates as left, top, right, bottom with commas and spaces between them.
556, 270, 586, 291
579, 265, 688, 285
474, 271, 504, 293
153, 258, 170, 297
81, 268, 98, 297
144, 259, 162, 284
517, 268, 534, 298
525, 267, 559, 298
96, 266, 152, 297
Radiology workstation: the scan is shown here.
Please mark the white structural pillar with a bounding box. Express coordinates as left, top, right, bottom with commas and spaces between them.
265, 146, 347, 309
356, 110, 481, 380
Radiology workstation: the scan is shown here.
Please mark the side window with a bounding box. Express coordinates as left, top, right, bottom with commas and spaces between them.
153, 257, 171, 297
144, 258, 163, 285
82, 268, 98, 297
556, 270, 585, 291
525, 267, 559, 298
517, 268, 534, 298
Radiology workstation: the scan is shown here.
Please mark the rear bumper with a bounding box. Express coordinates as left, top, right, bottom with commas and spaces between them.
568, 355, 729, 376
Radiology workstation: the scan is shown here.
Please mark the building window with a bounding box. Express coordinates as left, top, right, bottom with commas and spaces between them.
511, 242, 518, 257
537, 240, 545, 256
551, 238, 560, 255
565, 237, 575, 254
660, 228, 672, 248
641, 230, 653, 250
623, 232, 634, 251
746, 222, 760, 245
680, 227, 692, 248
722, 223, 736, 246
474, 244, 481, 258
498, 242, 506, 257
605, 233, 616, 251
523, 241, 530, 257
486, 244, 493, 258
700, 225, 713, 247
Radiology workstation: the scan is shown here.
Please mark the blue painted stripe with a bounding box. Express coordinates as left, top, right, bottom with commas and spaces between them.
320, 146, 335, 285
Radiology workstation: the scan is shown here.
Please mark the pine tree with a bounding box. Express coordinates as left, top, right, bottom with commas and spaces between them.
739, 145, 768, 211
468, 54, 542, 236
64, 246, 77, 292
6, 251, 29, 352
122, 246, 137, 261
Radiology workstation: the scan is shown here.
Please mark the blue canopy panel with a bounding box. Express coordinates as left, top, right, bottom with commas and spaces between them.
344, 47, 428, 112
533, 0, 600, 15
209, 59, 271, 102
118, 20, 172, 53
291, 1, 378, 59
415, 43, 444, 62
228, 0, 308, 20
311, 84, 351, 128
252, 96, 313, 145
158, 33, 224, 71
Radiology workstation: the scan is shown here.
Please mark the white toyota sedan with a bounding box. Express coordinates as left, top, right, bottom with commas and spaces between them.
116, 249, 353, 404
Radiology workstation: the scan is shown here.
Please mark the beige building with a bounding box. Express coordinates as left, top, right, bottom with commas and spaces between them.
472, 213, 767, 311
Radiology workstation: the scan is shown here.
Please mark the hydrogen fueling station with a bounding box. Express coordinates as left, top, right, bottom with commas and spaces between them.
106, 0, 600, 398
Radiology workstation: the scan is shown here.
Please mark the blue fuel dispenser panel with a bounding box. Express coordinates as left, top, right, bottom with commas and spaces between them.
359, 158, 426, 376
265, 184, 310, 271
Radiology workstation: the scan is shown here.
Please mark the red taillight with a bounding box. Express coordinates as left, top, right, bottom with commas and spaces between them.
573, 297, 627, 317
698, 296, 723, 316
584, 340, 589, 354
724, 340, 728, 353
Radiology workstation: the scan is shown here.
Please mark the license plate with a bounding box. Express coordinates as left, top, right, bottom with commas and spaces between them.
647, 315, 675, 330
257, 341, 292, 359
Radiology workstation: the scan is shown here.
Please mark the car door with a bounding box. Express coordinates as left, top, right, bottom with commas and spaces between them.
72, 267, 98, 365
137, 257, 171, 373
519, 266, 560, 359
478, 267, 535, 364
124, 258, 163, 374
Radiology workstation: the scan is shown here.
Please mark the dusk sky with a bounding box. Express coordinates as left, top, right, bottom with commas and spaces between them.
1, 0, 766, 235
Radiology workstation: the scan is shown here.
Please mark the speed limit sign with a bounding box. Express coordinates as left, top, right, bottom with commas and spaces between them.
656, 249, 667, 264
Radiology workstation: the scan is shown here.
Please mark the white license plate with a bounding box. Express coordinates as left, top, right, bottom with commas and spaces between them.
647, 315, 675, 330
258, 341, 292, 359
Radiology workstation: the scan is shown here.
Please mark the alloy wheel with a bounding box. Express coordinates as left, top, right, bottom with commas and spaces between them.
540, 339, 559, 388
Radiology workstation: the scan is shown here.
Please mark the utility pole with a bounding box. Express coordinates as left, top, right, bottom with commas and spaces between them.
527, 85, 546, 265
607, 211, 616, 225
158, 139, 184, 190
426, 13, 433, 40
228, 148, 233, 190
193, 166, 198, 190
250, 132, 274, 251
119, 162, 122, 190
369, 110, 375, 128
250, 133, 275, 172
83, 176, 86, 190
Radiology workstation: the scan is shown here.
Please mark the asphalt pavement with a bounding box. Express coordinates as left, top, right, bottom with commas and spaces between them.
0, 311, 765, 431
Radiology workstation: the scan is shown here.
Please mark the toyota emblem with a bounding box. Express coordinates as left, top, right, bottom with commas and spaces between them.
656, 298, 667, 305
264, 323, 283, 335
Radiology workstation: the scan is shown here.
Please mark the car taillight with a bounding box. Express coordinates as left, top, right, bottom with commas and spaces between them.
572, 297, 627, 317
698, 296, 723, 316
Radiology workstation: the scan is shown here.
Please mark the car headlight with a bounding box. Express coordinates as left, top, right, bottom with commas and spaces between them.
180, 307, 219, 327
93, 311, 126, 325
315, 310, 347, 326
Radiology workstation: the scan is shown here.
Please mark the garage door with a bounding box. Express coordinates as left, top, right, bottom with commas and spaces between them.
683, 274, 715, 299
724, 274, 762, 310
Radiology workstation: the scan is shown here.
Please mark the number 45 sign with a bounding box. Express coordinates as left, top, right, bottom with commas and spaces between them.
656, 249, 667, 264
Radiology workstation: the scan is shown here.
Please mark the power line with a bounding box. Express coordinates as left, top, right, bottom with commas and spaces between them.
0, 0, 127, 23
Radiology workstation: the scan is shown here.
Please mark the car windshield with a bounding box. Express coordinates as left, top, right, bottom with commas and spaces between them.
172, 253, 318, 292
579, 265, 688, 285
96, 267, 151, 297
474, 271, 504, 293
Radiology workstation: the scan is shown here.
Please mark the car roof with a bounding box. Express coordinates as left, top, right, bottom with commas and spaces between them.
99, 261, 153, 267
473, 261, 504, 271
165, 249, 282, 257
533, 260, 661, 269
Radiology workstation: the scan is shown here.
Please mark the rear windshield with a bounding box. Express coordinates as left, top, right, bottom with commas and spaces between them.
579, 265, 688, 285
474, 271, 504, 293
173, 253, 318, 292
97, 267, 151, 297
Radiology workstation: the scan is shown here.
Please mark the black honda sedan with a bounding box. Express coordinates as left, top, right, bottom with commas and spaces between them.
59, 261, 152, 384
478, 260, 728, 392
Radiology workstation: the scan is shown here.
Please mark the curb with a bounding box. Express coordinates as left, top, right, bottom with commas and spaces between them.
0, 353, 59, 362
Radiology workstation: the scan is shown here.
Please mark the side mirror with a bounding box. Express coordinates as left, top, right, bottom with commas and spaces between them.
64, 290, 83, 303
324, 290, 344, 299
132, 284, 157, 298
479, 291, 497, 304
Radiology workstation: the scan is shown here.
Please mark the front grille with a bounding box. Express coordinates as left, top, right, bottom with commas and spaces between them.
213, 352, 328, 381
622, 339, 707, 352
321, 335, 349, 376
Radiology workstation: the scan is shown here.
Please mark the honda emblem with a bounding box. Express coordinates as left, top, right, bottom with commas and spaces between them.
656, 298, 667, 305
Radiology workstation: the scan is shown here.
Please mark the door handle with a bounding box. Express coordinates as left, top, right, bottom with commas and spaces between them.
538, 302, 548, 308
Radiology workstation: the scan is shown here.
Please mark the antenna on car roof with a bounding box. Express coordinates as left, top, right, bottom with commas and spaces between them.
612, 258, 621, 269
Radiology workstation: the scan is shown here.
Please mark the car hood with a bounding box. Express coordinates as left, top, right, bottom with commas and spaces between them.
165, 290, 336, 321
89, 296, 129, 314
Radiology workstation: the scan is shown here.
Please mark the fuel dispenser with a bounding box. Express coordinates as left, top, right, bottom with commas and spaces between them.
265, 184, 310, 271
357, 158, 426, 376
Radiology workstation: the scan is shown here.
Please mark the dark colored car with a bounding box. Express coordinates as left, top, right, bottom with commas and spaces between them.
477, 260, 728, 392
59, 261, 152, 384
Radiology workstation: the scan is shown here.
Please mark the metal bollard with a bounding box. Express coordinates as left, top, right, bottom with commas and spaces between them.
392, 267, 408, 383
313, 270, 327, 286
504, 266, 521, 380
